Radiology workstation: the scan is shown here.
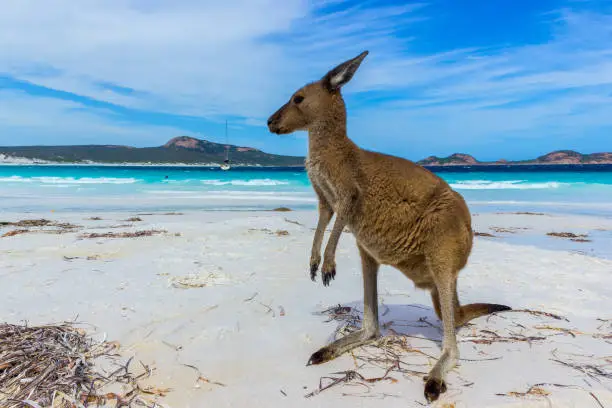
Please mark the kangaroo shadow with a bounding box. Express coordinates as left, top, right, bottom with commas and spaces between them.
314, 300, 444, 347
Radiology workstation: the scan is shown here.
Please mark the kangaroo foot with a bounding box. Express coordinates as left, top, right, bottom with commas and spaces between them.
424, 377, 447, 403
307, 329, 378, 366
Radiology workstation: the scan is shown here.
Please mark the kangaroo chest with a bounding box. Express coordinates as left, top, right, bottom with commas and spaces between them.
306, 159, 340, 209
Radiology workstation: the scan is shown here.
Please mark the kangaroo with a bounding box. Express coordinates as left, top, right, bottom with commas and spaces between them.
267, 51, 511, 402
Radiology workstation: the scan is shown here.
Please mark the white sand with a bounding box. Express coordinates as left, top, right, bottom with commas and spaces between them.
1, 210, 611, 407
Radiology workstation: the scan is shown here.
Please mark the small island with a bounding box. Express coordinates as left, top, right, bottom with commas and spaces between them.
417, 150, 612, 166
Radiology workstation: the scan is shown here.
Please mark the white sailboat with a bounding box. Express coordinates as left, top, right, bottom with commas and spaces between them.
220, 120, 231, 171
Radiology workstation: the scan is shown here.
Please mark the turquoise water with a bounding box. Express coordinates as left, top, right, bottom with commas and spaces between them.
1, 165, 612, 216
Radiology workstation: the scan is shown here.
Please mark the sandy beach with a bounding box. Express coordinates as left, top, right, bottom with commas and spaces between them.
1, 209, 611, 407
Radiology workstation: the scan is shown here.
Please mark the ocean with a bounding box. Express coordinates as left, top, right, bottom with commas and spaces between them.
1, 164, 612, 216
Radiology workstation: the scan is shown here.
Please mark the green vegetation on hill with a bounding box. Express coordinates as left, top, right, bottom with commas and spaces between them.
0, 136, 305, 166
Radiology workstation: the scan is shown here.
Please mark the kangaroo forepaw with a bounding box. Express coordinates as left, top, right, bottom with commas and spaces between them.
310, 261, 319, 281
309, 255, 320, 281
321, 262, 336, 286
424, 377, 447, 403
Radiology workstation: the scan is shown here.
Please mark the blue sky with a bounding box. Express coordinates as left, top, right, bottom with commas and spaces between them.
0, 0, 611, 161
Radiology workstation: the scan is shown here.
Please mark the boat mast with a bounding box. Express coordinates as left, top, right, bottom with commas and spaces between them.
224, 120, 229, 162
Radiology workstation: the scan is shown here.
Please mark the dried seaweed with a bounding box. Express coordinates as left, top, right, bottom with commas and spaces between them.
124, 217, 143, 222
490, 226, 529, 234
79, 230, 167, 239
0, 219, 79, 229
2, 229, 78, 238
0, 322, 160, 407
1, 219, 81, 238
547, 231, 588, 239
247, 228, 290, 236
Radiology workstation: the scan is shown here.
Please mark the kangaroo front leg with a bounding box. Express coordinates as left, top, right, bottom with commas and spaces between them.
310, 200, 333, 281
320, 190, 357, 286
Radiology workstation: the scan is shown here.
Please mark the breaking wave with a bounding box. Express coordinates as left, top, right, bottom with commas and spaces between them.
0, 176, 140, 184
450, 180, 563, 190
200, 179, 290, 186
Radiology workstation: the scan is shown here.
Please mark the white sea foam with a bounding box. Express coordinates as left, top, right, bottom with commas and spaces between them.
0, 176, 140, 184
200, 179, 290, 186
450, 180, 563, 190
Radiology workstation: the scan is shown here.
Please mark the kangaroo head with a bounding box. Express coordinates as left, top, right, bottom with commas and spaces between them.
267, 51, 368, 135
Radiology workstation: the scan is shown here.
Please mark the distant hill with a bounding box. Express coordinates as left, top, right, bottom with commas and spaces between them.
526, 150, 612, 165
0, 139, 610, 167
418, 150, 612, 166
0, 136, 305, 166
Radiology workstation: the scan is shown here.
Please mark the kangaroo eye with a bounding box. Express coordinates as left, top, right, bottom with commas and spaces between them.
293, 95, 304, 104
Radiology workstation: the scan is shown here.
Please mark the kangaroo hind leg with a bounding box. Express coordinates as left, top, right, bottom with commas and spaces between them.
307, 245, 380, 365
424, 259, 459, 403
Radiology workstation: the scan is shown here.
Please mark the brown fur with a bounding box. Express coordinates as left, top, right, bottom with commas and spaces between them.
268, 51, 510, 403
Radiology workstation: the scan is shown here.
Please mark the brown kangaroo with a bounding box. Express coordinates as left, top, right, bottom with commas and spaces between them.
267, 51, 511, 402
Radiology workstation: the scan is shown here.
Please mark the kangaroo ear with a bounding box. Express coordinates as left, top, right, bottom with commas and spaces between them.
322, 50, 368, 92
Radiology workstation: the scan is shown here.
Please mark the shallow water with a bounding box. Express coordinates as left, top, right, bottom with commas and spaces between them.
1, 164, 611, 215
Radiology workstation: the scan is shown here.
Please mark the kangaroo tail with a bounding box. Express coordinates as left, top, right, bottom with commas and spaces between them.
456, 303, 511, 326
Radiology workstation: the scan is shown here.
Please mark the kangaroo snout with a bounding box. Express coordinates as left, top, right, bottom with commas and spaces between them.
267, 105, 286, 134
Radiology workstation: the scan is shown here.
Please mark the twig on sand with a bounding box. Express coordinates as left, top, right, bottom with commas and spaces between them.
258, 302, 276, 317
551, 356, 612, 381
503, 308, 569, 322
305, 366, 398, 398
243, 292, 259, 302
0, 322, 161, 407
284, 218, 303, 226
496, 383, 606, 407
461, 332, 547, 345
181, 364, 226, 388
496, 383, 552, 398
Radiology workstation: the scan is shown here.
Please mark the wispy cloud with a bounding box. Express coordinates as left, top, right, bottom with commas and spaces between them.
0, 90, 187, 145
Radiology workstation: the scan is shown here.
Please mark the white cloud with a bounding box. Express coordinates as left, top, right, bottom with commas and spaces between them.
0, 1, 611, 158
